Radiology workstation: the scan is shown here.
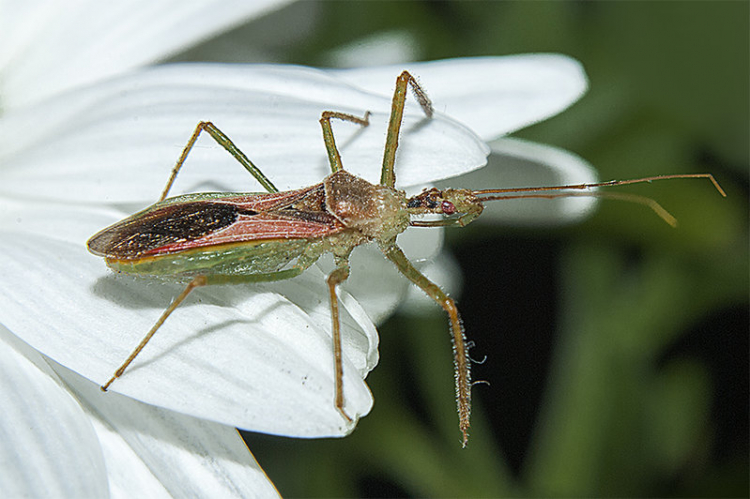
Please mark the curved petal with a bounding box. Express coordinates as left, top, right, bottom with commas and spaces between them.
331, 54, 589, 141
0, 327, 109, 498
0, 226, 376, 437
55, 365, 280, 498
1, 324, 278, 497
0, 0, 292, 108
0, 64, 490, 202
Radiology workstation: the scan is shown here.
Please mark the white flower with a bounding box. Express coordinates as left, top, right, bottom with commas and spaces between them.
0, 2, 593, 496
0, 325, 278, 497
0, 1, 293, 496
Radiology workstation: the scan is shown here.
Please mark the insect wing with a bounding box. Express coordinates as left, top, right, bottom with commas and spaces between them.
87, 183, 345, 259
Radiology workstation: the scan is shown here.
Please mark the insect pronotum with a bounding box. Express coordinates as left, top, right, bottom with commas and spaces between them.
87, 71, 725, 447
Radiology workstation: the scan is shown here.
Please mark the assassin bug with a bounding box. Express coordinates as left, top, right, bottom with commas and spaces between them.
87, 70, 725, 447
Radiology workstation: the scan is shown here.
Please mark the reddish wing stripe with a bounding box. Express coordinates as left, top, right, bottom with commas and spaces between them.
217, 183, 324, 212
145, 213, 345, 255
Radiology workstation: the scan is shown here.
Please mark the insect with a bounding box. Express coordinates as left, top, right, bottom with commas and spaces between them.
87, 70, 725, 447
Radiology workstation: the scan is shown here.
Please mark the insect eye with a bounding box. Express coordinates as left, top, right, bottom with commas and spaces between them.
441, 201, 456, 215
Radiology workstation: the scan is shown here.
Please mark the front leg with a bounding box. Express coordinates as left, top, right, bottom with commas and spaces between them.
380, 242, 472, 447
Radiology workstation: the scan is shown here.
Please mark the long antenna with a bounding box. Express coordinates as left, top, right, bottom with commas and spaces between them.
471, 173, 725, 227
473, 173, 725, 197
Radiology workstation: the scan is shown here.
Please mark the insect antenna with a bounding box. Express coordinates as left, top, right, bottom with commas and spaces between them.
472, 173, 726, 228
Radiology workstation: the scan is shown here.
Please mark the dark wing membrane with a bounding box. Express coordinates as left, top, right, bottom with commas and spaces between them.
87, 202, 243, 258
88, 184, 346, 260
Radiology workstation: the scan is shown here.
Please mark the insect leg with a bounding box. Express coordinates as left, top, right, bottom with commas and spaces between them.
204, 267, 305, 285
380, 71, 434, 188
319, 111, 371, 174
101, 275, 208, 391
380, 242, 472, 447
326, 256, 353, 422
102, 267, 308, 391
410, 216, 476, 228
160, 121, 279, 202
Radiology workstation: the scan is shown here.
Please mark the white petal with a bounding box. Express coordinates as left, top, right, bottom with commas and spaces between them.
331, 54, 588, 141
0, 0, 293, 108
0, 227, 376, 437
0, 326, 109, 498
0, 64, 490, 202
54, 364, 279, 498
334, 225, 444, 324
439, 137, 599, 225
0, 198, 113, 245
324, 30, 422, 68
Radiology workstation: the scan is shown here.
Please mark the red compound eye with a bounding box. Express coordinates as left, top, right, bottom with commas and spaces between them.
441, 201, 456, 215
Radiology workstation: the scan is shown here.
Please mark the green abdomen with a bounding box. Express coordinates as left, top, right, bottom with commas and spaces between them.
106, 238, 311, 278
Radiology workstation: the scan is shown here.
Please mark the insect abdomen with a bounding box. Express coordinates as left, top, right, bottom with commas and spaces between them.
105, 238, 313, 278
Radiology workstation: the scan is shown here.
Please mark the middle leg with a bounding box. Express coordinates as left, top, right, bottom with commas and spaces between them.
326, 255, 353, 422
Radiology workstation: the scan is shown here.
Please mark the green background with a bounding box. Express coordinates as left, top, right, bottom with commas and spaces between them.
177, 2, 749, 497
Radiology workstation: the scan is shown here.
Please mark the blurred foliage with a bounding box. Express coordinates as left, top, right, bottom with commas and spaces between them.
186, 1, 748, 497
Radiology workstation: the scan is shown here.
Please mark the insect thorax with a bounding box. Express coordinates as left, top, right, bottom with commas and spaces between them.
324, 171, 409, 243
